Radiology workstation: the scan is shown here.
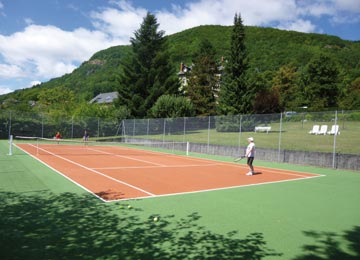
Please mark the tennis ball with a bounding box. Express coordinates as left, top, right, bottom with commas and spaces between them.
127, 205, 132, 209
153, 217, 158, 222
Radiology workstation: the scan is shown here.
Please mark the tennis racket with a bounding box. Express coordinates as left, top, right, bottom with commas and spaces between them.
234, 156, 245, 162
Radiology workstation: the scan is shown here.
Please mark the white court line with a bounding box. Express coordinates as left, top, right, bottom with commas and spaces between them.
258, 168, 316, 178
92, 163, 221, 170
87, 147, 166, 167
105, 174, 325, 202
15, 143, 324, 203
160, 154, 323, 178
73, 141, 322, 178
14, 144, 108, 202
26, 144, 156, 197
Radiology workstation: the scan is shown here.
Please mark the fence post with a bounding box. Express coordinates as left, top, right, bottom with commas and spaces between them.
332, 110, 338, 169
41, 113, 44, 138
163, 118, 166, 142
8, 111, 12, 139
8, 135, 13, 155
147, 118, 149, 137
278, 112, 283, 162
133, 119, 136, 137
238, 115, 242, 154
183, 117, 187, 142
207, 116, 211, 153
71, 116, 74, 139
97, 117, 100, 138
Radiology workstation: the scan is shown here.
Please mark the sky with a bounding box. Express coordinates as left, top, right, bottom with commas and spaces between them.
0, 0, 359, 95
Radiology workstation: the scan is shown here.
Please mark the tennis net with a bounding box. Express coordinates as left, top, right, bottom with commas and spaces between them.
13, 136, 189, 156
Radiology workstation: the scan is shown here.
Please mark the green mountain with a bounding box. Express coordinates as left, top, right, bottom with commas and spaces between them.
1, 25, 360, 110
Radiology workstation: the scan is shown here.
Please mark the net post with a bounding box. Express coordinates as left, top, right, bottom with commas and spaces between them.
186, 141, 189, 156
8, 135, 13, 155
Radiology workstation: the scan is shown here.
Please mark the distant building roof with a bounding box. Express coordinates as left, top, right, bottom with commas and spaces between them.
89, 91, 119, 104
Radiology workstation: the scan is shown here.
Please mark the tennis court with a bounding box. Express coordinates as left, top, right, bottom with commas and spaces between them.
1, 138, 360, 260
14, 138, 322, 202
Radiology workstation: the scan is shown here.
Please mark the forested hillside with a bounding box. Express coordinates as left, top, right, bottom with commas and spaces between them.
1, 24, 360, 118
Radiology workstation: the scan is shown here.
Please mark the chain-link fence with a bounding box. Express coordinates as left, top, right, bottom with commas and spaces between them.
1, 110, 359, 170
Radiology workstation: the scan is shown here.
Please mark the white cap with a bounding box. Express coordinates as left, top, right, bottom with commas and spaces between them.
248, 137, 254, 142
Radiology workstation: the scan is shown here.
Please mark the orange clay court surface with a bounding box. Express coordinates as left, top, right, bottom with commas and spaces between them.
16, 143, 322, 202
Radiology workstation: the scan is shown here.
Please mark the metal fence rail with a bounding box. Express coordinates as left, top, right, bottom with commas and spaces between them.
1, 110, 359, 170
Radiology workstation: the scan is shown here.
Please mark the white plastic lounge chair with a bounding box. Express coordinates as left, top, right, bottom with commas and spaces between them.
318, 125, 328, 135
327, 125, 340, 135
309, 125, 320, 134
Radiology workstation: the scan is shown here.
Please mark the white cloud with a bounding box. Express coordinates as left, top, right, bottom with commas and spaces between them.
0, 1, 147, 87
90, 1, 147, 41
278, 19, 318, 33
0, 86, 12, 95
333, 0, 360, 12
156, 0, 300, 34
0, 24, 124, 80
0, 63, 25, 78
296, 0, 360, 24
24, 18, 34, 26
29, 80, 41, 87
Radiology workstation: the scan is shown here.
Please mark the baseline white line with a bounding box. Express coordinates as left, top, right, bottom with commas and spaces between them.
105, 174, 325, 202
27, 144, 155, 197
258, 168, 316, 178
14, 144, 107, 202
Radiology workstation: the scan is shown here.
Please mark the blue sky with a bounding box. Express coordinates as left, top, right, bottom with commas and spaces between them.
0, 0, 359, 94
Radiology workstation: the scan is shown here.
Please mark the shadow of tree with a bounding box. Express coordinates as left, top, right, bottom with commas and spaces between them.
0, 191, 281, 260
292, 227, 360, 260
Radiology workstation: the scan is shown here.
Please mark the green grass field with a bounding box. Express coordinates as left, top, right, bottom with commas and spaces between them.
1, 140, 359, 259
132, 121, 360, 155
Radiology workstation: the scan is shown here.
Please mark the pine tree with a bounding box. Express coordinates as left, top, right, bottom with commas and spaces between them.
186, 39, 220, 116
117, 12, 179, 118
217, 13, 250, 115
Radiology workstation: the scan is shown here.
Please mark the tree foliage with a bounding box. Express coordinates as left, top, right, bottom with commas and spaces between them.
150, 95, 194, 118
272, 64, 302, 111
217, 13, 251, 115
116, 12, 179, 118
185, 39, 219, 116
338, 77, 360, 109
302, 54, 341, 110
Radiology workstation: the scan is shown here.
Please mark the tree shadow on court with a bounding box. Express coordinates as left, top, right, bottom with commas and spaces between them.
0, 191, 282, 259
292, 227, 360, 260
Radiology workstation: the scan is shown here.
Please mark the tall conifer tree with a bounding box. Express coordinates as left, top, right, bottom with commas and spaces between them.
186, 39, 219, 116
117, 12, 179, 118
218, 13, 250, 114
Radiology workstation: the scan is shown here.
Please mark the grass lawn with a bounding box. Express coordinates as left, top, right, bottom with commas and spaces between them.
132, 121, 360, 155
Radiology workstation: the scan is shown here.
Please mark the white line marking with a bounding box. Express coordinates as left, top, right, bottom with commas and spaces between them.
104, 174, 325, 202
15, 143, 324, 203
87, 147, 166, 166
26, 144, 155, 197
92, 163, 220, 170
14, 144, 108, 202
